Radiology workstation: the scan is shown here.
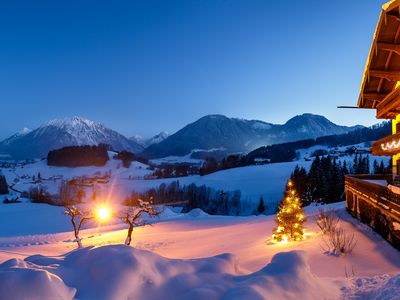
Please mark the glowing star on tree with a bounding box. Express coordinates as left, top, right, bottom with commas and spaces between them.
272, 180, 306, 243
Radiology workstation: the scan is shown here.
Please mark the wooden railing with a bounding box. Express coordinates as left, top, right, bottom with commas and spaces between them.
345, 175, 400, 216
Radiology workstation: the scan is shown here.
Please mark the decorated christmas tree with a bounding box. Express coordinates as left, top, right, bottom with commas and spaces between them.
272, 180, 306, 243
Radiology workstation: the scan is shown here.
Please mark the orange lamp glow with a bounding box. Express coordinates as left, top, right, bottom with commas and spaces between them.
95, 206, 111, 222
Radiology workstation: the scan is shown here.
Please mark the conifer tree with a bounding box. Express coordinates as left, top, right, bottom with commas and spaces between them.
373, 159, 379, 174
379, 160, 385, 174
0, 173, 9, 195
342, 160, 349, 175
257, 196, 265, 214
272, 180, 306, 242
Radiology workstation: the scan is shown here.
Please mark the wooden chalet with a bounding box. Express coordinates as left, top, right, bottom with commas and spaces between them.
346, 0, 400, 250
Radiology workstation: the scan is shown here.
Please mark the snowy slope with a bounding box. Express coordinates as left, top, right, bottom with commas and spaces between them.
2, 157, 309, 215
0, 128, 32, 146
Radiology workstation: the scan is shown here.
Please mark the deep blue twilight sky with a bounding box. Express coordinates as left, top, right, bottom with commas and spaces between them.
0, 0, 388, 139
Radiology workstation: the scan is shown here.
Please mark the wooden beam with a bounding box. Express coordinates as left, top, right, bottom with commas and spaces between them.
369, 70, 400, 81
362, 93, 386, 101
376, 86, 400, 118
377, 19, 400, 93
337, 106, 373, 109
385, 13, 400, 23
377, 42, 400, 55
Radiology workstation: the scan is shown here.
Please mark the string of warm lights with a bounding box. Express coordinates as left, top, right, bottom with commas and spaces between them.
381, 139, 400, 151
272, 180, 306, 244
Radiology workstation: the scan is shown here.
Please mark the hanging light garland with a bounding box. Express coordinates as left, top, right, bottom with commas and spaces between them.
381, 139, 400, 151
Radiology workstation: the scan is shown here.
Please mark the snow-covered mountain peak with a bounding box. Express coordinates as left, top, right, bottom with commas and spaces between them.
130, 131, 170, 147
0, 116, 144, 159
151, 131, 169, 142
36, 116, 110, 142
19, 128, 32, 135
43, 116, 98, 130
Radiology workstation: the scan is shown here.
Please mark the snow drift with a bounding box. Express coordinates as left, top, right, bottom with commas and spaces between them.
0, 245, 339, 300
0, 258, 76, 299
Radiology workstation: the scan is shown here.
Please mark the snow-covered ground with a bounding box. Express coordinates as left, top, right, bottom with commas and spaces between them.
0, 203, 400, 299
1, 143, 390, 216
2, 153, 313, 214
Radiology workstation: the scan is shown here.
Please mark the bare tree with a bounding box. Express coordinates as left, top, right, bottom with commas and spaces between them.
315, 209, 340, 234
121, 199, 161, 246
64, 206, 93, 248
321, 227, 357, 256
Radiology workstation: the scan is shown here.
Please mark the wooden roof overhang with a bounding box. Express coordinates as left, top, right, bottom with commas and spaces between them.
371, 131, 400, 155
359, 0, 400, 119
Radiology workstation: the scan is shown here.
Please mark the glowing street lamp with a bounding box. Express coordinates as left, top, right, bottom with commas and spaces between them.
95, 206, 112, 222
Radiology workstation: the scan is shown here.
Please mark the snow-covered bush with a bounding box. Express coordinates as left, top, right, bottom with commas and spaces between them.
322, 227, 357, 256
315, 209, 340, 234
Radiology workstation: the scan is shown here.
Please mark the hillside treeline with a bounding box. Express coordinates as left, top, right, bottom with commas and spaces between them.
47, 145, 110, 167
290, 154, 391, 205
124, 181, 243, 216
245, 122, 390, 164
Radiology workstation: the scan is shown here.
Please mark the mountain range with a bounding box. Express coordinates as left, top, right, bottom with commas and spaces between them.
142, 114, 363, 158
0, 114, 363, 160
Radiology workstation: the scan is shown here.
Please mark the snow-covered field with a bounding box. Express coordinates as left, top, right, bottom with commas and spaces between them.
1, 203, 400, 299
2, 144, 389, 216
2, 152, 313, 214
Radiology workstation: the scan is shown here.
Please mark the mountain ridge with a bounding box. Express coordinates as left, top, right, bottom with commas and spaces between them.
0, 114, 363, 160
130, 131, 169, 148
141, 113, 363, 159
0, 116, 143, 160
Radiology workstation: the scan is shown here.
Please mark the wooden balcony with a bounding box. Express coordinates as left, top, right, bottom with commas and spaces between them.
345, 174, 400, 221
345, 174, 400, 249
370, 132, 400, 156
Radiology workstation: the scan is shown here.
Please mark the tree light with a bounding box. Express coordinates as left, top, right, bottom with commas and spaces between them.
95, 206, 111, 222
272, 179, 306, 243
